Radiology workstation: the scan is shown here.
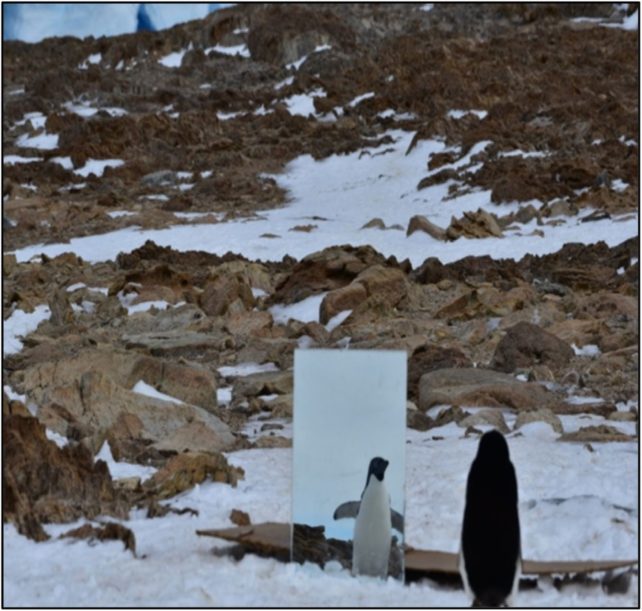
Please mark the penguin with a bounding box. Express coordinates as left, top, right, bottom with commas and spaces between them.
459, 430, 521, 608
333, 456, 403, 578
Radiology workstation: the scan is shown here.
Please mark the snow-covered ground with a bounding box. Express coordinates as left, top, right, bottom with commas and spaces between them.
10, 130, 638, 266
4, 423, 638, 606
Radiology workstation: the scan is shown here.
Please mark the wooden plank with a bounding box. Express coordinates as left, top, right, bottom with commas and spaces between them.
197, 523, 638, 576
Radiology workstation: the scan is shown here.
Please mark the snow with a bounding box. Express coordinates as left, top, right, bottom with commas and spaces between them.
3, 428, 638, 606
282, 88, 325, 117
217, 362, 279, 377
325, 309, 352, 332
16, 132, 58, 151
286, 44, 332, 70
10, 130, 638, 267
158, 48, 189, 68
107, 210, 137, 219
78, 52, 102, 69
275, 75, 295, 90
132, 380, 184, 405
572, 343, 602, 357
207, 43, 250, 58
65, 101, 127, 118
96, 442, 157, 481
66, 282, 87, 292
3, 305, 51, 355
448, 109, 488, 120
14, 111, 47, 129
74, 159, 125, 177
420, 4, 434, 11
269, 293, 326, 325
3, 154, 42, 165
348, 92, 375, 108
50, 156, 74, 170
217, 387, 233, 405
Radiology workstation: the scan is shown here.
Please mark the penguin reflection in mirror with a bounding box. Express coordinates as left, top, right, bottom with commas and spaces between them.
333, 456, 403, 578
460, 430, 521, 608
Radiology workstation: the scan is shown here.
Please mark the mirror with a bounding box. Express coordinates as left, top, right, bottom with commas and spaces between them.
292, 349, 407, 580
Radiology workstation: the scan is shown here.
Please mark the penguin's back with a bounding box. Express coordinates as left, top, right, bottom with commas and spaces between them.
461, 431, 520, 606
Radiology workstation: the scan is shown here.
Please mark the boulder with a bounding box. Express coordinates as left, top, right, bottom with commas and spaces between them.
4, 414, 129, 541
459, 409, 510, 434
353, 265, 407, 307
233, 370, 293, 401
491, 321, 574, 373
446, 209, 503, 240
408, 343, 471, 401
143, 451, 243, 499
200, 275, 255, 317
406, 214, 447, 241
61, 522, 136, 555
514, 408, 563, 434
419, 367, 559, 411
319, 283, 367, 325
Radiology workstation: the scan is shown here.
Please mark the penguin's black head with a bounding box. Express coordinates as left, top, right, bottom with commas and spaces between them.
477, 429, 510, 462
367, 456, 389, 483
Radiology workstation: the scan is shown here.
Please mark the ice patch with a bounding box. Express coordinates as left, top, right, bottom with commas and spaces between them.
4, 154, 42, 165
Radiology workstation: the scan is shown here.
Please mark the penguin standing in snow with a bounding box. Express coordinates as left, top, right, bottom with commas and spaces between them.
460, 430, 521, 607
333, 456, 403, 578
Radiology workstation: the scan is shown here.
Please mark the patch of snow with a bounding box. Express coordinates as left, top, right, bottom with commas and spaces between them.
178, 183, 195, 191
3, 385, 27, 404
325, 309, 352, 332
3, 305, 51, 355
269, 293, 326, 325
565, 395, 604, 405
201, 170, 213, 179
275, 76, 295, 90
143, 194, 169, 201
217, 362, 279, 378
174, 212, 223, 221
65, 101, 128, 118
96, 442, 157, 481
242, 413, 292, 442
74, 159, 124, 178
159, 48, 189, 68
251, 287, 268, 298
132, 380, 184, 405
14, 112, 47, 129
206, 43, 250, 58
78, 52, 102, 69
217, 387, 233, 405
571, 343, 601, 357
216, 110, 243, 121
605, 9, 639, 30
448, 109, 487, 120
282, 88, 325, 117
45, 429, 70, 448
347, 92, 375, 108
66, 282, 87, 292
20, 183, 38, 191
4, 154, 42, 165
50, 156, 74, 170
498, 149, 548, 159
176, 171, 193, 180
611, 178, 629, 192
420, 3, 434, 11
107, 210, 137, 219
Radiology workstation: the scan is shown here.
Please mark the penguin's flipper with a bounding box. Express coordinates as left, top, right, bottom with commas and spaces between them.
333, 500, 361, 520
390, 509, 404, 533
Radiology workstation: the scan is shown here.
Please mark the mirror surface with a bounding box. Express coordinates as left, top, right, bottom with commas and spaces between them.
292, 349, 406, 579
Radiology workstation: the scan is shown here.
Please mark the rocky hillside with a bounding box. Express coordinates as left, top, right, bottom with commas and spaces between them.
2, 3, 639, 596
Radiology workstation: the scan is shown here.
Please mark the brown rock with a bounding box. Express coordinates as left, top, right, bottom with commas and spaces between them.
492, 321, 574, 373
4, 414, 128, 541
353, 265, 407, 307
254, 435, 292, 448
61, 522, 136, 555
48, 289, 75, 326
200, 275, 255, 317
233, 370, 293, 400
144, 451, 243, 500
419, 367, 559, 411
406, 214, 447, 241
152, 421, 236, 454
446, 209, 503, 240
559, 425, 635, 443
230, 509, 251, 526
514, 408, 564, 434
408, 344, 472, 402
460, 409, 510, 434
319, 283, 368, 325
361, 217, 386, 230
226, 310, 273, 337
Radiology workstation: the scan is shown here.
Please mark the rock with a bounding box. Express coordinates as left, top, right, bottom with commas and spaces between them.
230, 509, 251, 526
418, 367, 559, 411
491, 321, 574, 373
514, 408, 563, 434
61, 522, 136, 555
559, 425, 635, 443
319, 283, 367, 325
152, 421, 237, 454
267, 393, 293, 418
407, 410, 433, 431
406, 214, 447, 241
272, 245, 387, 305
48, 289, 75, 326
353, 265, 407, 307
232, 370, 293, 401
254, 435, 292, 448
225, 310, 273, 337
408, 343, 471, 401
200, 275, 255, 317
361, 217, 386, 230
459, 409, 509, 434
143, 451, 243, 500
4, 414, 128, 541
123, 330, 230, 358
446, 209, 503, 240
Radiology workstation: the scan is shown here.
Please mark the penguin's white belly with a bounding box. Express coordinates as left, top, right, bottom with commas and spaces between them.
352, 479, 391, 578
